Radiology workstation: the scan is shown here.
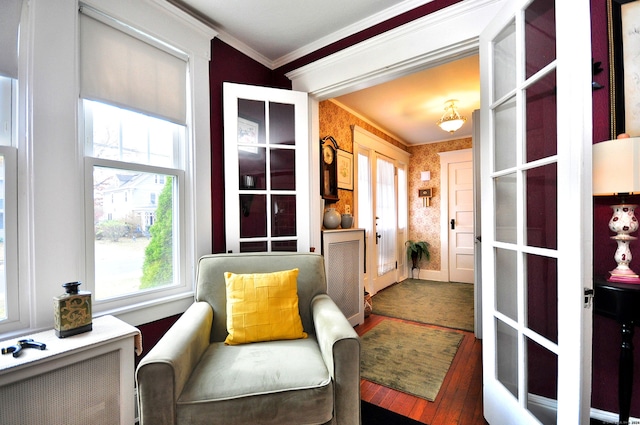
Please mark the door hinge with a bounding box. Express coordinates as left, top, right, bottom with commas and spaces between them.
395, 261, 398, 269
584, 287, 594, 308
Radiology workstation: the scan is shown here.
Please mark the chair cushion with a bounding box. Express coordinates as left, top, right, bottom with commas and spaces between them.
176, 336, 333, 425
224, 269, 307, 345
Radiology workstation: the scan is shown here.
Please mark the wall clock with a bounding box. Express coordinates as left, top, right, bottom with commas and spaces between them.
320, 136, 339, 201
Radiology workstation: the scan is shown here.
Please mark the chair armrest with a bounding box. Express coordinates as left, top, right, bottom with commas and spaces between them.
311, 294, 361, 425
136, 301, 213, 425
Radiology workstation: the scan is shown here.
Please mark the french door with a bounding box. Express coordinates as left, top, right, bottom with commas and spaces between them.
354, 126, 409, 294
375, 154, 398, 290
223, 82, 310, 253
480, 0, 593, 424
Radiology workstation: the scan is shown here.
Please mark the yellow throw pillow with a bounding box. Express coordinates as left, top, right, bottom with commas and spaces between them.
224, 268, 308, 345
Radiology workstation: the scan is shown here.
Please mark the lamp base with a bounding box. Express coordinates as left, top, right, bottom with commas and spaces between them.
608, 204, 640, 284
608, 269, 640, 284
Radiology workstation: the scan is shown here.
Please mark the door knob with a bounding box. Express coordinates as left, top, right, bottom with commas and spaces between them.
451, 219, 455, 230
376, 232, 381, 244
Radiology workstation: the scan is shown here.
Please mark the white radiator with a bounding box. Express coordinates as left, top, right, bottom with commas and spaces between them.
0, 315, 138, 425
322, 229, 365, 326
1, 351, 120, 424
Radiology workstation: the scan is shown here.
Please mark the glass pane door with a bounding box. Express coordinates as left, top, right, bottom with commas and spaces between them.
223, 83, 309, 253
480, 0, 592, 423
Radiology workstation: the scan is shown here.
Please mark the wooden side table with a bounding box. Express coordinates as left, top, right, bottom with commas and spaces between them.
594, 278, 640, 423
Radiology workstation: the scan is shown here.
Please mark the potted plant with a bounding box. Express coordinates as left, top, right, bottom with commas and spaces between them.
405, 240, 430, 271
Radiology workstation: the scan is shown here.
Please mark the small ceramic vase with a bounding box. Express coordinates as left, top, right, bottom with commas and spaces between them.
323, 208, 341, 229
341, 214, 353, 229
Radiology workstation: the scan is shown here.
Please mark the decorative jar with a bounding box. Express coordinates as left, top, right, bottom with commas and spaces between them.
53, 281, 92, 338
323, 208, 341, 229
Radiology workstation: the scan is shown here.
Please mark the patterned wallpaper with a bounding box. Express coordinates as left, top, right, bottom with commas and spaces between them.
407, 139, 472, 271
319, 99, 472, 273
318, 100, 409, 215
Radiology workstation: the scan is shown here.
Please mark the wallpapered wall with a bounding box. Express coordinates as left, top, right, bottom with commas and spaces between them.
407, 138, 472, 271
318, 100, 408, 215
319, 99, 472, 273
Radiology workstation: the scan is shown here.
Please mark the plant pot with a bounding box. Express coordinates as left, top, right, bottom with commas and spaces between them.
364, 291, 372, 318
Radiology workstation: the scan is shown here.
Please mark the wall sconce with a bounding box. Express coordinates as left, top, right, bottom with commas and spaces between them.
437, 99, 466, 134
241, 175, 255, 217
593, 137, 640, 283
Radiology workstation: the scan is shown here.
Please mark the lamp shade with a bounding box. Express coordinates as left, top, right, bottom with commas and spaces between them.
593, 137, 640, 196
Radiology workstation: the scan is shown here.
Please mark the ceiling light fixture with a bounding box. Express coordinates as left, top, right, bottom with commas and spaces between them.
437, 99, 466, 134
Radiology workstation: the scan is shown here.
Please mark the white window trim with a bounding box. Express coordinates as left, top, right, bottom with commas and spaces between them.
2, 0, 215, 338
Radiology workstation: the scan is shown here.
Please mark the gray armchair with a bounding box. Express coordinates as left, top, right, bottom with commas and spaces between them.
136, 252, 361, 425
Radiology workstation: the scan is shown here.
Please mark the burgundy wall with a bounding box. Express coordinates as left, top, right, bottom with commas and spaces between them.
209, 39, 291, 253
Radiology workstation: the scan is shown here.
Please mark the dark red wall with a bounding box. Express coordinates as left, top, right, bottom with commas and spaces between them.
591, 0, 640, 416
209, 39, 291, 253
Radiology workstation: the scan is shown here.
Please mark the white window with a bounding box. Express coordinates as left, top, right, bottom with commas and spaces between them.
0, 0, 22, 334
80, 5, 192, 311
0, 76, 17, 326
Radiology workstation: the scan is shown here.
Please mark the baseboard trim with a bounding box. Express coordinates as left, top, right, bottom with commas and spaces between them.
528, 393, 639, 424
590, 407, 640, 424
410, 269, 446, 281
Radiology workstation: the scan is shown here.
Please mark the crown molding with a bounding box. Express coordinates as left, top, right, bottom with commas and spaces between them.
287, 0, 503, 99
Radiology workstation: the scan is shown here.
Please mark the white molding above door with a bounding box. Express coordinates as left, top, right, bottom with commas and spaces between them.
286, 0, 506, 100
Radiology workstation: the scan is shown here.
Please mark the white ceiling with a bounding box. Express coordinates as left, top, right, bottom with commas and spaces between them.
169, 0, 479, 145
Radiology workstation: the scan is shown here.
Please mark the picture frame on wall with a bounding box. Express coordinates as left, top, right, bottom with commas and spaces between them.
336, 149, 353, 191
608, 0, 640, 138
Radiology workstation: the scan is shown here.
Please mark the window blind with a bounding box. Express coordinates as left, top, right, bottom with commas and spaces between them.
0, 0, 22, 79
79, 12, 187, 125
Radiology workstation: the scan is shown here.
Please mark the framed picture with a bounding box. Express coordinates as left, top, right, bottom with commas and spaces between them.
608, 0, 640, 137
336, 149, 353, 190
238, 117, 259, 154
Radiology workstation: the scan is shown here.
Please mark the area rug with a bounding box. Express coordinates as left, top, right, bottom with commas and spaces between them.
360, 320, 463, 401
372, 279, 474, 332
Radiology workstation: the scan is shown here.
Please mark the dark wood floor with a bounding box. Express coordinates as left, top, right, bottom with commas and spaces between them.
357, 314, 488, 425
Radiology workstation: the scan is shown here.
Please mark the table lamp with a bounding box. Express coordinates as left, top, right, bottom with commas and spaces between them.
593, 136, 640, 283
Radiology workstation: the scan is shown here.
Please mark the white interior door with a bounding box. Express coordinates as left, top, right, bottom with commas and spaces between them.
448, 156, 474, 283
480, 0, 593, 424
223, 82, 310, 253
